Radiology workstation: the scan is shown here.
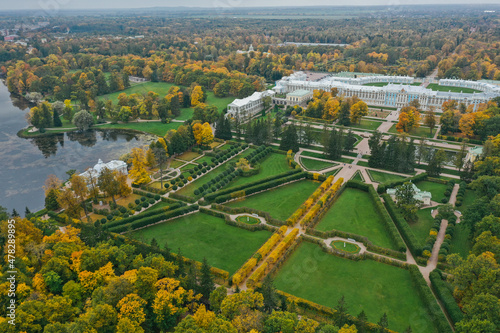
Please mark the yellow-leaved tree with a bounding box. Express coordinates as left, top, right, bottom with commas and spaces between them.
350, 100, 368, 124
396, 106, 421, 133
193, 122, 214, 146
128, 147, 151, 185
191, 85, 204, 106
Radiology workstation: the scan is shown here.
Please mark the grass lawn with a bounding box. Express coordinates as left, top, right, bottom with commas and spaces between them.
169, 159, 185, 169
411, 208, 435, 244
449, 223, 472, 258
229, 153, 291, 188
236, 215, 261, 225
115, 194, 142, 207
415, 181, 448, 203
426, 84, 481, 93
459, 190, 479, 211
324, 168, 341, 177
205, 92, 235, 111
177, 151, 202, 162
300, 157, 337, 171
195, 155, 215, 166
131, 213, 271, 274
301, 150, 325, 159
388, 124, 435, 138
363, 82, 422, 87
274, 242, 438, 333
98, 121, 182, 136
351, 171, 364, 182
315, 188, 399, 250
367, 169, 407, 184
99, 82, 177, 103
332, 240, 360, 253
226, 180, 320, 221
344, 118, 382, 131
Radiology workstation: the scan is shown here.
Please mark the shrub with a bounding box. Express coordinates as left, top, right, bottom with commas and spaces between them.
140, 196, 146, 202
135, 199, 141, 205
429, 270, 463, 324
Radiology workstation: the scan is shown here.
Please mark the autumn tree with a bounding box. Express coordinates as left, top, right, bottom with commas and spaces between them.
459, 113, 476, 138
192, 122, 214, 146
350, 100, 368, 124
191, 85, 204, 106
98, 167, 121, 204
151, 139, 169, 189
396, 106, 420, 133
57, 186, 82, 221
423, 107, 436, 135
128, 147, 151, 185
69, 173, 90, 221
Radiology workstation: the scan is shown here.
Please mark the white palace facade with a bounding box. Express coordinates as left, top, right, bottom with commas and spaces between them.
273, 72, 500, 112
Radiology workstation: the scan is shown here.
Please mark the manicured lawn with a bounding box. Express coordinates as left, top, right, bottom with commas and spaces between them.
411, 208, 435, 244
226, 180, 320, 221
367, 169, 407, 184
415, 181, 448, 203
169, 159, 185, 169
301, 150, 326, 159
229, 153, 291, 188
426, 83, 481, 93
315, 188, 399, 250
449, 223, 472, 258
351, 171, 364, 182
205, 92, 235, 111
345, 119, 382, 131
177, 151, 202, 162
274, 242, 438, 333
324, 168, 341, 177
98, 121, 182, 136
99, 82, 177, 103
195, 155, 215, 166
459, 190, 479, 211
332, 240, 360, 253
388, 124, 435, 138
131, 213, 271, 274
300, 157, 337, 171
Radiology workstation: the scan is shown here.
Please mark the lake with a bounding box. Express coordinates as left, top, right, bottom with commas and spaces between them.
0, 82, 155, 215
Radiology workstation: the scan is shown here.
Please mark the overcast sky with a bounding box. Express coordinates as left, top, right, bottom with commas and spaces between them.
2, 0, 499, 11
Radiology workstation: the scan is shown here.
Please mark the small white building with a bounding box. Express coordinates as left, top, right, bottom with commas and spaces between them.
286, 89, 313, 106
227, 90, 275, 119
387, 183, 432, 206
465, 146, 483, 164
79, 159, 128, 184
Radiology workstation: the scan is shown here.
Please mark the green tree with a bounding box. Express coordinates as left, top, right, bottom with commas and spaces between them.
279, 124, 299, 152
426, 149, 447, 177
259, 275, 277, 313
199, 258, 215, 299
73, 110, 94, 131
395, 182, 420, 221
45, 188, 60, 211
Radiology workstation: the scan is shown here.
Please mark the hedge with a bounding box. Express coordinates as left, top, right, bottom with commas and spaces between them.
214, 172, 307, 204
224, 216, 275, 232
108, 205, 198, 233
382, 194, 423, 257
377, 172, 428, 194
429, 270, 463, 324
300, 178, 343, 227
169, 192, 197, 203
204, 169, 302, 202
408, 266, 453, 333
104, 202, 184, 230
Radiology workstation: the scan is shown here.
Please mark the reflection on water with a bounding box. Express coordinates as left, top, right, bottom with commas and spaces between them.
0, 82, 154, 214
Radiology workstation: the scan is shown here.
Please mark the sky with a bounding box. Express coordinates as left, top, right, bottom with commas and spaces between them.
2, 0, 499, 11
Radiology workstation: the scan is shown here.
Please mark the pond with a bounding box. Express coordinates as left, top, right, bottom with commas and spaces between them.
0, 82, 155, 214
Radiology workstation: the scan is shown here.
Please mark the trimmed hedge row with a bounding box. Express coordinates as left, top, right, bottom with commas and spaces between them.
104, 202, 184, 230
454, 181, 467, 207
287, 175, 335, 225
204, 169, 302, 202
437, 135, 483, 145
108, 205, 198, 233
214, 172, 307, 204
377, 172, 428, 194
232, 226, 287, 285
429, 270, 463, 324
300, 178, 343, 227
169, 192, 197, 203
266, 228, 299, 265
408, 265, 453, 333
382, 194, 423, 257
